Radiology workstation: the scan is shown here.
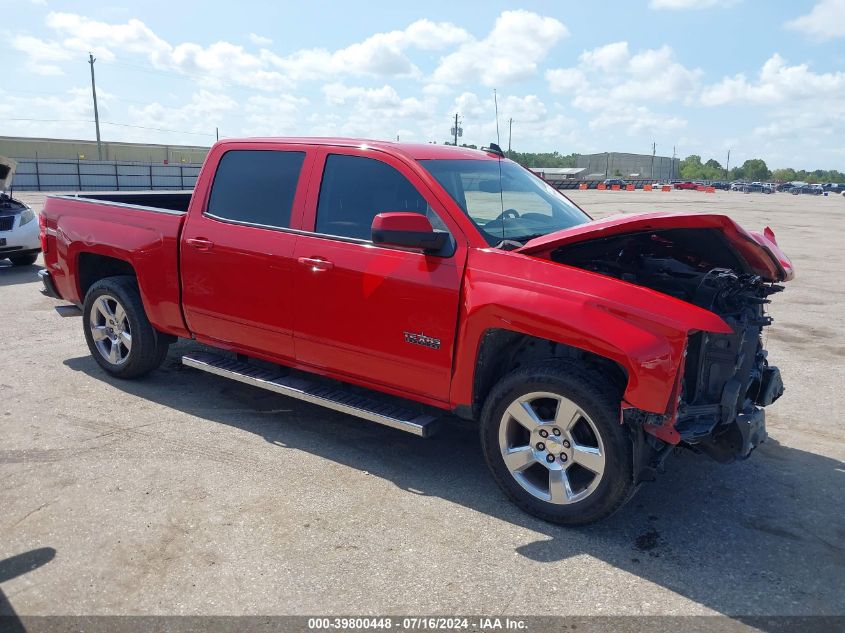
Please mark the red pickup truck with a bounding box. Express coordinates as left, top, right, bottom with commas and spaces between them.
39, 138, 793, 525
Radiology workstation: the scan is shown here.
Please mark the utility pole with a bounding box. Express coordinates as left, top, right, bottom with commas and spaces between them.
651, 142, 656, 180
216, 127, 219, 141
451, 113, 463, 146
672, 145, 677, 180
725, 149, 731, 180
88, 53, 103, 161
508, 118, 513, 153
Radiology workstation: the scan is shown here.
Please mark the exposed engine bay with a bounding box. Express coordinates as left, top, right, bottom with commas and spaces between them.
551, 228, 785, 462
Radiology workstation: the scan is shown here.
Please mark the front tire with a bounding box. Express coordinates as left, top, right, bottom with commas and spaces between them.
82, 276, 169, 379
480, 360, 635, 525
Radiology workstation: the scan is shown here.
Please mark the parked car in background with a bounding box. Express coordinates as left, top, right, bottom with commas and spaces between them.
0, 156, 41, 266
822, 183, 845, 193
775, 182, 797, 192
742, 182, 775, 194
602, 178, 628, 188
673, 181, 698, 190
711, 181, 730, 190
791, 184, 823, 195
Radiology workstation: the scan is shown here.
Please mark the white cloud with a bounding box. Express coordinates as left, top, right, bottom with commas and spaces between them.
127, 90, 238, 140
265, 18, 470, 81
649, 0, 739, 9
11, 35, 73, 75
588, 108, 686, 135
579, 42, 630, 72
702, 54, 845, 148
242, 95, 309, 136
22, 12, 469, 89
0, 86, 115, 139
545, 42, 698, 141
248, 33, 273, 46
549, 42, 701, 106
439, 91, 576, 148
318, 83, 439, 140
785, 0, 845, 42
545, 68, 586, 93
700, 53, 845, 105
432, 10, 568, 87
323, 83, 432, 119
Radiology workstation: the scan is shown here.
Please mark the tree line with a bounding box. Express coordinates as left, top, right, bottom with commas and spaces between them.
677, 155, 845, 183
444, 143, 843, 183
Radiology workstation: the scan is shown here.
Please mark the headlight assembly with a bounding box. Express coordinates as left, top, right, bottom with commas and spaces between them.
19, 209, 35, 226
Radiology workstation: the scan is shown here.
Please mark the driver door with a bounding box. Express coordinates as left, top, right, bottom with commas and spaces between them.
291, 149, 467, 403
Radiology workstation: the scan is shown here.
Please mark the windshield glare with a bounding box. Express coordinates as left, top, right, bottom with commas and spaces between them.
421, 159, 590, 247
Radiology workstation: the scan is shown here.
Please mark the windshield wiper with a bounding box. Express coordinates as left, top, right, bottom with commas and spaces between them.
510, 233, 546, 244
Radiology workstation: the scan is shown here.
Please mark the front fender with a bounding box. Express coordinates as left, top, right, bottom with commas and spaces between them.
449, 249, 732, 417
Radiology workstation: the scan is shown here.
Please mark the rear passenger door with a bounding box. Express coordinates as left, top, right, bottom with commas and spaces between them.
292, 149, 466, 403
181, 146, 312, 361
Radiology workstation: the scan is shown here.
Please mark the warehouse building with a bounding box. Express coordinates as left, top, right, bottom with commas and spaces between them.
0, 136, 210, 164
576, 152, 679, 181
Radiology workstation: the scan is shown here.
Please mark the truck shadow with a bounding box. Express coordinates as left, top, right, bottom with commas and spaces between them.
64, 346, 845, 619
0, 262, 43, 288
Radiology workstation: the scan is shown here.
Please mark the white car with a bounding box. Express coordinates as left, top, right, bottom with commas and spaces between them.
0, 157, 40, 266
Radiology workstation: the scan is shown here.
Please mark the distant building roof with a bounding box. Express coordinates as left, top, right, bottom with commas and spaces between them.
529, 167, 585, 175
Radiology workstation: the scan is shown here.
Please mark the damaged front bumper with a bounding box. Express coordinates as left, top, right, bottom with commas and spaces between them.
628, 328, 784, 468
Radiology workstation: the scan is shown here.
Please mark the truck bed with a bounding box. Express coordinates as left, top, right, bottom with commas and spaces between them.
41, 192, 191, 337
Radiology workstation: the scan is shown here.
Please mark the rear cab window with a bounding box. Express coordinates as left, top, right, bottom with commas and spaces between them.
206, 149, 305, 229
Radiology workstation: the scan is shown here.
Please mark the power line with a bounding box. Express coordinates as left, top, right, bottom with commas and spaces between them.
100, 121, 215, 136
0, 117, 215, 137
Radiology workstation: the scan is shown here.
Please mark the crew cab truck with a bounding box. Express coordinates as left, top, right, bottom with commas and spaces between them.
39, 138, 793, 525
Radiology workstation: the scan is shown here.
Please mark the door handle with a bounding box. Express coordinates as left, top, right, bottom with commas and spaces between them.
297, 256, 333, 271
186, 237, 214, 251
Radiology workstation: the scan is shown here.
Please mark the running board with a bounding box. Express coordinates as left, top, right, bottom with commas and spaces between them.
55, 304, 83, 317
181, 351, 439, 437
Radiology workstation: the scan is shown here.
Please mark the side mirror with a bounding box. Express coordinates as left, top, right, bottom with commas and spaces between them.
371, 212, 448, 253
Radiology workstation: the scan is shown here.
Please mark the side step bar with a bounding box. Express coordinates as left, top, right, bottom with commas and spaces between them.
182, 351, 439, 437
55, 305, 83, 318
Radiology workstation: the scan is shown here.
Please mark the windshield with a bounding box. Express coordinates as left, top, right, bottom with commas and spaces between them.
421, 159, 590, 247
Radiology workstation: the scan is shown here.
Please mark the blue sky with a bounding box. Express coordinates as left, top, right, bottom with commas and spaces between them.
2, 0, 844, 169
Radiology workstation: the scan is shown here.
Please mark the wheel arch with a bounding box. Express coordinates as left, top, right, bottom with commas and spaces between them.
458, 328, 628, 421
77, 252, 137, 299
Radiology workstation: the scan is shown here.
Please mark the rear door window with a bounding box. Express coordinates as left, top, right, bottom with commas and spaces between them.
207, 150, 305, 228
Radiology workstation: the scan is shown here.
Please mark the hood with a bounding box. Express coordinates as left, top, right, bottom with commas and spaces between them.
517, 211, 794, 282
0, 156, 16, 192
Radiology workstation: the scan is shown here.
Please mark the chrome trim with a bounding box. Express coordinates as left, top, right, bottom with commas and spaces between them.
45, 227, 58, 237
182, 351, 438, 437
50, 195, 187, 216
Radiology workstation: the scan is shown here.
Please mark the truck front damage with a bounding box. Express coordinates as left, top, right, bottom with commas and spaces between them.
518, 213, 793, 464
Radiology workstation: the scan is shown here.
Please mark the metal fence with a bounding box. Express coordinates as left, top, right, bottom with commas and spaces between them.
11, 158, 202, 192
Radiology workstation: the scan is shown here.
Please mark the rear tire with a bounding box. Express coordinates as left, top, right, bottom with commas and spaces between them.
9, 253, 38, 266
480, 360, 635, 525
82, 276, 169, 379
